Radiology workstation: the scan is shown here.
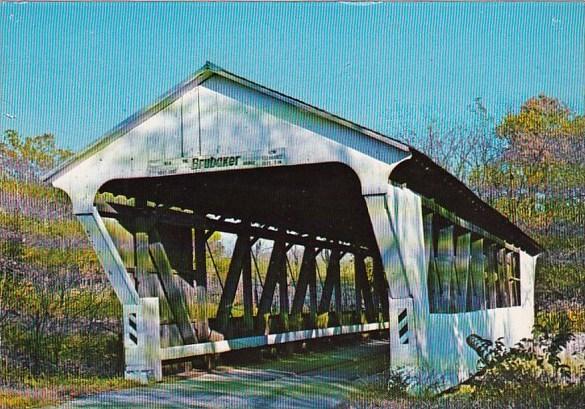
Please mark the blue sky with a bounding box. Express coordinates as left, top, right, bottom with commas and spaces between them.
1, 2, 583, 151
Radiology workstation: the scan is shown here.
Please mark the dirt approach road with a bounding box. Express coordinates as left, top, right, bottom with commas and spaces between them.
57, 338, 389, 409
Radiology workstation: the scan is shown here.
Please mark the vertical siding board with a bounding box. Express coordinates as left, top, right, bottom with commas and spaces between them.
496, 248, 510, 308
455, 233, 471, 312
485, 244, 499, 309
181, 87, 201, 157
469, 239, 486, 311
436, 226, 456, 313
424, 213, 441, 313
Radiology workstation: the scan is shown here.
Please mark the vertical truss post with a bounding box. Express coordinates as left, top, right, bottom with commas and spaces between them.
355, 255, 363, 319
485, 244, 499, 309
308, 249, 318, 326
436, 226, 457, 313
256, 239, 287, 332
291, 246, 317, 320
135, 218, 151, 298
318, 250, 341, 321
505, 251, 517, 307
455, 232, 471, 312
496, 248, 510, 307
424, 213, 441, 313
333, 252, 343, 324
279, 247, 290, 330
511, 252, 521, 306
194, 229, 209, 340
469, 238, 486, 311
354, 254, 376, 322
242, 245, 254, 332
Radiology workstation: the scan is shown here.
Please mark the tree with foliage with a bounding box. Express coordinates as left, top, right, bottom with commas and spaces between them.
469, 95, 585, 230
416, 98, 503, 182
468, 95, 585, 311
417, 95, 584, 311
0, 129, 72, 181
497, 95, 585, 165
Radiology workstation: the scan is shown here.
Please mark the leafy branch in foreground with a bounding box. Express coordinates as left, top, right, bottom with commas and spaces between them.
466, 315, 583, 394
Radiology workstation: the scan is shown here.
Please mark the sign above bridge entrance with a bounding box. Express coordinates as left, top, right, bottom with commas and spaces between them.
147, 147, 287, 176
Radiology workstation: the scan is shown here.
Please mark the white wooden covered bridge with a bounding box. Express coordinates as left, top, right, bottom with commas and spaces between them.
44, 62, 540, 389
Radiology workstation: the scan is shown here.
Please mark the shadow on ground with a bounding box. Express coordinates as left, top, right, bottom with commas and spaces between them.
56, 339, 389, 409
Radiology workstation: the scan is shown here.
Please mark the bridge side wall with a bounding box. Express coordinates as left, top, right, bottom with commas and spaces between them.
366, 184, 537, 391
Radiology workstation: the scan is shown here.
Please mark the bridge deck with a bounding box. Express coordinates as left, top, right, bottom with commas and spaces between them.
57, 339, 389, 409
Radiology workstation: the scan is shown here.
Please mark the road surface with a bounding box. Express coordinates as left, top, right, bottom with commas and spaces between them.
57, 338, 388, 409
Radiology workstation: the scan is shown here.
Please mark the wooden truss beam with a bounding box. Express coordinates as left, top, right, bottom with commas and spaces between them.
216, 235, 251, 333
193, 229, 209, 340
256, 239, 288, 329
148, 241, 198, 345
354, 254, 376, 322
469, 238, 486, 311
97, 202, 372, 256
290, 247, 318, 319
318, 250, 341, 316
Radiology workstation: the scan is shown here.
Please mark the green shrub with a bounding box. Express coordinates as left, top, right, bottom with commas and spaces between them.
465, 319, 584, 406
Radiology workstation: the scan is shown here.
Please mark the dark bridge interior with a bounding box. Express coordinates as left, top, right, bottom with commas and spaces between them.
100, 163, 378, 254
96, 163, 389, 349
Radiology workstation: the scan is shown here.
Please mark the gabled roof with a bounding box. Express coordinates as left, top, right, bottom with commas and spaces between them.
43, 61, 410, 183
44, 62, 540, 255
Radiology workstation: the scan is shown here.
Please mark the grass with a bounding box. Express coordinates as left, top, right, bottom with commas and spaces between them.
0, 376, 138, 409
0, 390, 54, 409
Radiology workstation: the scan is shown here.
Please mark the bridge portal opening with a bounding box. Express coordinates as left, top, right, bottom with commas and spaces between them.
95, 162, 390, 351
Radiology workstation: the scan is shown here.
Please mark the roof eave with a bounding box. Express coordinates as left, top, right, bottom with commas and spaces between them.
43, 63, 216, 183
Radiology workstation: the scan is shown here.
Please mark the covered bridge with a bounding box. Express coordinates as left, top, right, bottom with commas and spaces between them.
44, 62, 540, 389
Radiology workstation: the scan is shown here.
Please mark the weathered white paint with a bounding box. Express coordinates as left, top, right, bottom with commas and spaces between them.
123, 298, 162, 384
51, 75, 409, 214
160, 322, 390, 361
365, 185, 537, 391
364, 186, 430, 372
77, 208, 140, 306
